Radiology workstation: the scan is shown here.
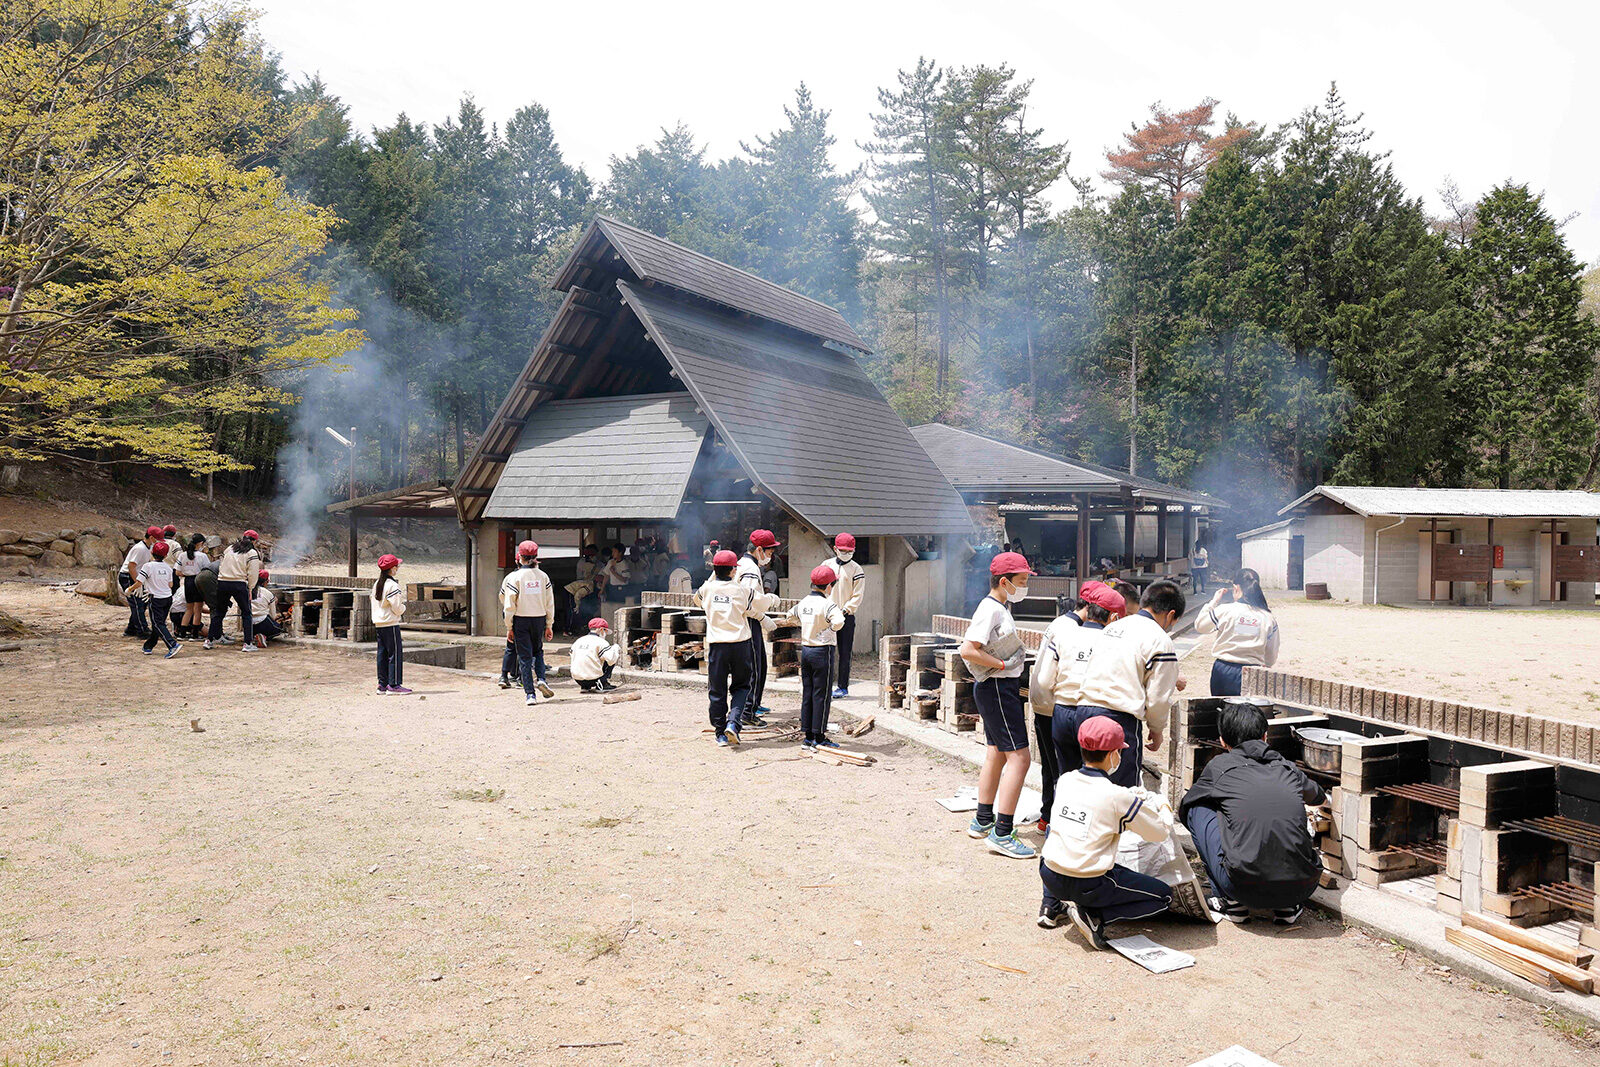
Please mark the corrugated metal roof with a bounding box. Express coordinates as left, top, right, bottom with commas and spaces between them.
1279, 485, 1600, 519
1236, 518, 1297, 540
910, 424, 1225, 508
483, 393, 709, 521
551, 217, 867, 352
618, 281, 972, 536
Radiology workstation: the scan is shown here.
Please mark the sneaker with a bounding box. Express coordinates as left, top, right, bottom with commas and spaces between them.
1272, 904, 1304, 926
832, 687, 848, 699
388, 686, 413, 695
801, 739, 817, 751
218, 635, 234, 645
1068, 903, 1110, 950
377, 686, 389, 695
715, 734, 729, 748
202, 639, 214, 650
1035, 820, 1050, 837
165, 644, 182, 660
599, 680, 621, 692
525, 694, 537, 707
498, 676, 511, 689
1037, 900, 1069, 929
966, 816, 996, 839
1209, 896, 1250, 924
142, 648, 154, 655
743, 713, 768, 728
536, 680, 555, 698
985, 829, 1036, 860
725, 725, 741, 746
240, 643, 255, 653
815, 737, 841, 749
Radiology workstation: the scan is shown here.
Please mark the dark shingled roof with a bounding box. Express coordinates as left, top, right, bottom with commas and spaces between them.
618, 281, 972, 536
910, 424, 1224, 508
553, 216, 868, 352
484, 393, 709, 521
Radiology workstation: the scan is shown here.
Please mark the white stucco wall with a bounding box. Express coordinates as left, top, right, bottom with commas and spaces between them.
1303, 512, 1370, 602
1240, 534, 1291, 589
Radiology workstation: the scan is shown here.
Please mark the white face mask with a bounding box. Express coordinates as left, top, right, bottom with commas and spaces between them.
837, 551, 853, 563
999, 581, 1028, 604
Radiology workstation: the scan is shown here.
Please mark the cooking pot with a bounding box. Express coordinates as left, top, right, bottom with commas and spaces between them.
1294, 726, 1366, 775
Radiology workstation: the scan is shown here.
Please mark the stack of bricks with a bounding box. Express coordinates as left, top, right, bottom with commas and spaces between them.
936, 648, 978, 734
1241, 667, 1600, 766
879, 634, 912, 712
1444, 761, 1567, 926
1337, 734, 1439, 887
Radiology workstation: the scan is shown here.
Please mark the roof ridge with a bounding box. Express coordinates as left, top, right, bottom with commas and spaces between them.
595, 215, 844, 318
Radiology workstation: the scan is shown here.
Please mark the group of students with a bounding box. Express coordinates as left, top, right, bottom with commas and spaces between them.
956, 550, 1310, 950
122, 525, 283, 658
692, 529, 864, 748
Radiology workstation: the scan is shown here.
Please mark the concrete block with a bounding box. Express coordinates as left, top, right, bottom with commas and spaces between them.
1436, 893, 1463, 918
1580, 925, 1600, 953
1462, 870, 1482, 913
1435, 874, 1461, 898
1460, 824, 1482, 878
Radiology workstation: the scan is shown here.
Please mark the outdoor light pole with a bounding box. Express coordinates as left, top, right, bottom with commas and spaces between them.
325, 426, 357, 576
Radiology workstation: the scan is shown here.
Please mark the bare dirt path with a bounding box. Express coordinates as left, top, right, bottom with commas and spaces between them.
1, 584, 1595, 1065
1183, 597, 1600, 723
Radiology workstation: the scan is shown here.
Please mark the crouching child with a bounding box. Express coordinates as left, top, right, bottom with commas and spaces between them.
571, 618, 622, 692
1038, 715, 1174, 949
250, 570, 283, 646
1179, 702, 1325, 924
786, 564, 846, 749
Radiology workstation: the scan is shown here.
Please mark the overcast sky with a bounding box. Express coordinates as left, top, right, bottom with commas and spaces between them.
257, 0, 1599, 262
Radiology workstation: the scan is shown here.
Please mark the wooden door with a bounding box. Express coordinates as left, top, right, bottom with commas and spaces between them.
1288, 535, 1304, 590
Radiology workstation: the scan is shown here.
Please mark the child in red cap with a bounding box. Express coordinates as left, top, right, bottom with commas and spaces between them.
784, 564, 847, 749
825, 533, 865, 698
570, 618, 622, 692
694, 549, 762, 745
1037, 715, 1175, 947
372, 553, 410, 694
129, 540, 181, 658
960, 550, 1036, 860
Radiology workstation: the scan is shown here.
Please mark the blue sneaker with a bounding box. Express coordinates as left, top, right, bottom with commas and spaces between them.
986, 829, 1036, 860
966, 816, 996, 839
715, 734, 729, 748
164, 644, 182, 660
757, 706, 773, 714
832, 687, 848, 699
801, 739, 817, 751
815, 737, 841, 749
725, 725, 741, 746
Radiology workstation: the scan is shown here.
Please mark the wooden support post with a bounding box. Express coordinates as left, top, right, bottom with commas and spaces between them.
1549, 518, 1558, 604
1429, 517, 1437, 603
1076, 494, 1092, 584
1124, 507, 1137, 569
347, 514, 358, 578
1182, 505, 1194, 556
464, 530, 474, 636
1486, 517, 1494, 606
1156, 504, 1168, 569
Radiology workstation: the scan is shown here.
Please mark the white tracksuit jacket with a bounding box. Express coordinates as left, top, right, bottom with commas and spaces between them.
1196, 601, 1280, 666
825, 557, 865, 616
1075, 610, 1180, 734
569, 634, 621, 681
1042, 767, 1175, 878
694, 578, 761, 644
785, 592, 845, 646
500, 565, 555, 630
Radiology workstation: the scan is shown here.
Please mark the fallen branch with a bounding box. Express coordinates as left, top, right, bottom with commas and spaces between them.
557, 1041, 625, 1049
846, 716, 874, 737
978, 960, 1028, 975
602, 692, 642, 705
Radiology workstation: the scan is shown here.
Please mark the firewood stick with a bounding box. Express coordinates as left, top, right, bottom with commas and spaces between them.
602, 691, 642, 705
1445, 927, 1562, 991
1462, 912, 1595, 969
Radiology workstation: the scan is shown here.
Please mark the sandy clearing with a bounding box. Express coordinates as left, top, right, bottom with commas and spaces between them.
0, 584, 1595, 1065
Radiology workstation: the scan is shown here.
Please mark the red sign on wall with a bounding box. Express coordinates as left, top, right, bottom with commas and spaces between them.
1493, 545, 1504, 568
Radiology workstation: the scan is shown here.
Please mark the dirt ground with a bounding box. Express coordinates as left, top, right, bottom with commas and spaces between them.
2, 584, 1597, 1066
1183, 597, 1600, 724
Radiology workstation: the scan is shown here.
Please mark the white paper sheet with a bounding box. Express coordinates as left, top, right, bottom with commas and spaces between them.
1107, 934, 1195, 974
1186, 1046, 1283, 1067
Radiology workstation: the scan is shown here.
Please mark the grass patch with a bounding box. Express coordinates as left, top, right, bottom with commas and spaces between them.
979, 1030, 1016, 1047
1539, 1009, 1599, 1046
450, 788, 505, 803
579, 816, 623, 829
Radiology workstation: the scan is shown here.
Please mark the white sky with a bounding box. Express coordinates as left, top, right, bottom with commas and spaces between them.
257, 0, 1600, 262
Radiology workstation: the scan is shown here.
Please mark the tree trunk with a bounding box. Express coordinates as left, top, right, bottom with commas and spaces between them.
1128, 333, 1138, 476
454, 396, 465, 475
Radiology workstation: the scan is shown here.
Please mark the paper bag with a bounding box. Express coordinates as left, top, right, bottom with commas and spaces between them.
1117, 827, 1217, 923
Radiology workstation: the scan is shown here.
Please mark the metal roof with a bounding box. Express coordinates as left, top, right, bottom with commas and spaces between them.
552, 216, 868, 352
1279, 485, 1600, 519
910, 424, 1225, 509
618, 281, 973, 536
1236, 518, 1298, 540
484, 393, 709, 521
325, 480, 456, 518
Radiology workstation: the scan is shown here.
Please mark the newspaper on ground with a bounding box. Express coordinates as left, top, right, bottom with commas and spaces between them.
936, 786, 979, 813
1107, 934, 1195, 974
1116, 827, 1218, 923
1186, 1047, 1283, 1067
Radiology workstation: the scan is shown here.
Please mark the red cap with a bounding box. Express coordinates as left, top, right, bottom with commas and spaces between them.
1079, 715, 1129, 752
989, 551, 1035, 577
517, 539, 538, 560
243, 530, 259, 541
589, 617, 610, 631
377, 553, 401, 570
145, 525, 162, 538
749, 529, 781, 549
162, 524, 177, 536
150, 540, 170, 558
834, 532, 855, 551
1079, 580, 1127, 618
257, 570, 269, 584
711, 549, 738, 567
810, 564, 838, 586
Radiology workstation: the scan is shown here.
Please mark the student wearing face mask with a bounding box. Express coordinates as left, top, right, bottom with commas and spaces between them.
959, 551, 1036, 860
1075, 579, 1186, 787
825, 533, 865, 698
737, 529, 782, 726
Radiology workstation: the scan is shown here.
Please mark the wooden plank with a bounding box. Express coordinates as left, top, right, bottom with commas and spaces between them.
1552, 544, 1600, 583
1445, 926, 1561, 990
1433, 543, 1492, 582
1463, 912, 1595, 969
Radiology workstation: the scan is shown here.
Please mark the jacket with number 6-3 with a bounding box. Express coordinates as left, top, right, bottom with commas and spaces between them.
694, 578, 762, 644
500, 565, 554, 630
1042, 767, 1175, 878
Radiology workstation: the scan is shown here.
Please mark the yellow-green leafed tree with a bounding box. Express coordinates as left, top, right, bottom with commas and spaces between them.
0, 0, 362, 472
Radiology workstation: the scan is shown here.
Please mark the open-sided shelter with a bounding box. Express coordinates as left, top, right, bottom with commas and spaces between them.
451, 216, 974, 639
909, 423, 1225, 604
